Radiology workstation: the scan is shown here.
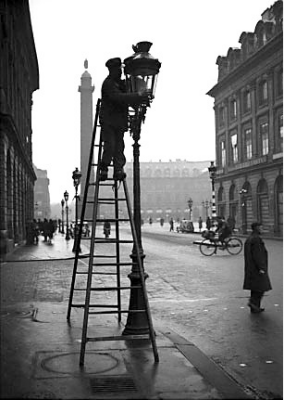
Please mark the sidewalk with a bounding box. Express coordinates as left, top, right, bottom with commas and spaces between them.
1, 233, 253, 399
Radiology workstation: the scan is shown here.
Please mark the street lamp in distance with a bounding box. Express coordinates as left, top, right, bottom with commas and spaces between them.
64, 190, 70, 240
187, 197, 193, 221
72, 167, 82, 253
208, 161, 217, 221
61, 199, 65, 234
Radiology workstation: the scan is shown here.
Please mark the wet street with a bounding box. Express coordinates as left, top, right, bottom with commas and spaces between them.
1, 225, 282, 399
139, 224, 283, 399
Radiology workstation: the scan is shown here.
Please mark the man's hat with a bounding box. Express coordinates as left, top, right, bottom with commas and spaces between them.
251, 222, 262, 231
105, 57, 122, 69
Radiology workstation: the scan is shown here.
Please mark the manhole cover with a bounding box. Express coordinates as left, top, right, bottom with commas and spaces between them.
90, 375, 137, 393
20, 390, 56, 399
1, 308, 34, 318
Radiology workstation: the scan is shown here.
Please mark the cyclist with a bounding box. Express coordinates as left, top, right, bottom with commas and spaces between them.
215, 216, 232, 248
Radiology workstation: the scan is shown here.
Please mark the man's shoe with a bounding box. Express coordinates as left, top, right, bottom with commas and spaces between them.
113, 171, 126, 181
99, 170, 108, 181
248, 301, 264, 313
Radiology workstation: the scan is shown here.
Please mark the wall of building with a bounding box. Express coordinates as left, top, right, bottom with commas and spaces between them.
207, 0, 283, 236
99, 160, 213, 222
34, 166, 51, 220
0, 0, 39, 254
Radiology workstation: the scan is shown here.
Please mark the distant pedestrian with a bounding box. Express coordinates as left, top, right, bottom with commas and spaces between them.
160, 218, 164, 227
47, 219, 55, 243
227, 215, 235, 232
149, 217, 153, 225
206, 216, 211, 230
169, 218, 174, 232
43, 218, 49, 242
243, 222, 272, 313
198, 217, 203, 232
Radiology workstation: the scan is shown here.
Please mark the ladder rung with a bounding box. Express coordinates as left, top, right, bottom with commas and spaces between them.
88, 309, 146, 315
87, 334, 150, 342
92, 262, 133, 267
73, 285, 141, 291
71, 303, 119, 308
98, 198, 126, 202
94, 239, 133, 244
96, 218, 130, 222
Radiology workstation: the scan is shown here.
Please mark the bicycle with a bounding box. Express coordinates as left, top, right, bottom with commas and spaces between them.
199, 230, 243, 256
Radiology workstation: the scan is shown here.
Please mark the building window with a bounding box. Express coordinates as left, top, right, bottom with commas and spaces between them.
230, 98, 237, 120
276, 114, 283, 152
276, 69, 283, 97
164, 168, 171, 177
221, 140, 226, 167
259, 80, 268, 105
219, 105, 225, 127
244, 128, 252, 160
231, 133, 238, 163
243, 89, 251, 113
260, 122, 269, 155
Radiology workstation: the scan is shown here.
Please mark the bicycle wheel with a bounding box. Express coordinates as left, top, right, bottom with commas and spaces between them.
226, 237, 243, 255
199, 239, 216, 256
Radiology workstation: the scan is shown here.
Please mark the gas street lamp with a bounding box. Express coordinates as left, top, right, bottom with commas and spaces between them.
187, 197, 193, 221
122, 41, 161, 335
202, 200, 212, 218
64, 190, 70, 240
208, 161, 217, 221
61, 199, 65, 234
72, 167, 82, 253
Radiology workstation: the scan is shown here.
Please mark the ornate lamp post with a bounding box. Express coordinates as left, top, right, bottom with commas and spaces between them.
64, 190, 70, 240
208, 161, 217, 221
187, 198, 193, 221
72, 167, 82, 253
122, 41, 161, 335
61, 199, 65, 234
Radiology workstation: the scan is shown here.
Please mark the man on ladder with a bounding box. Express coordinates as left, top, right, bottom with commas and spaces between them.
99, 57, 149, 181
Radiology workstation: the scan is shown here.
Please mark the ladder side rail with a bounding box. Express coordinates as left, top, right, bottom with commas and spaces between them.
79, 130, 104, 366
67, 98, 101, 321
114, 183, 122, 322
123, 180, 159, 362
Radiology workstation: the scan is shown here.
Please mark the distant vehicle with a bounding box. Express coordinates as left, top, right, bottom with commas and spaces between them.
176, 219, 194, 233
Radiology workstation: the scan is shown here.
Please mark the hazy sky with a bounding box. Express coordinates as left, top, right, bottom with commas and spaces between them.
29, 0, 272, 203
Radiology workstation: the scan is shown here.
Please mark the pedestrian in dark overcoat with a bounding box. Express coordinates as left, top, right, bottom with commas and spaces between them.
243, 222, 272, 313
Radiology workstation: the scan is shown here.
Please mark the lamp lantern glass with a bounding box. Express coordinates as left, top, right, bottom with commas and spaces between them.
64, 190, 69, 202
124, 41, 161, 99
72, 167, 82, 188
188, 198, 193, 208
208, 161, 217, 180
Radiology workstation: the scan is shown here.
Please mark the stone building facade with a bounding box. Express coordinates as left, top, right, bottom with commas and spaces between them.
34, 166, 51, 220
0, 0, 39, 253
99, 160, 213, 222
207, 0, 283, 236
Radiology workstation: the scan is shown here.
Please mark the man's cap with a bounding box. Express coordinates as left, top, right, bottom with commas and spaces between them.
251, 222, 262, 230
105, 57, 122, 69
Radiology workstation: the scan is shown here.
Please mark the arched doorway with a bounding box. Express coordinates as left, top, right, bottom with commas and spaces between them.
217, 186, 225, 217
274, 176, 283, 236
257, 179, 269, 229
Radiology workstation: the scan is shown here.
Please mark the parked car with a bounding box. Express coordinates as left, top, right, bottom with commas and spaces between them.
176, 219, 194, 233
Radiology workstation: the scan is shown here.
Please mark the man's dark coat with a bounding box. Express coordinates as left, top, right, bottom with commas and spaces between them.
243, 232, 272, 292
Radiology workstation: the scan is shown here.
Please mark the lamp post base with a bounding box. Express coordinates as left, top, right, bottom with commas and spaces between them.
122, 270, 149, 335
122, 252, 149, 336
